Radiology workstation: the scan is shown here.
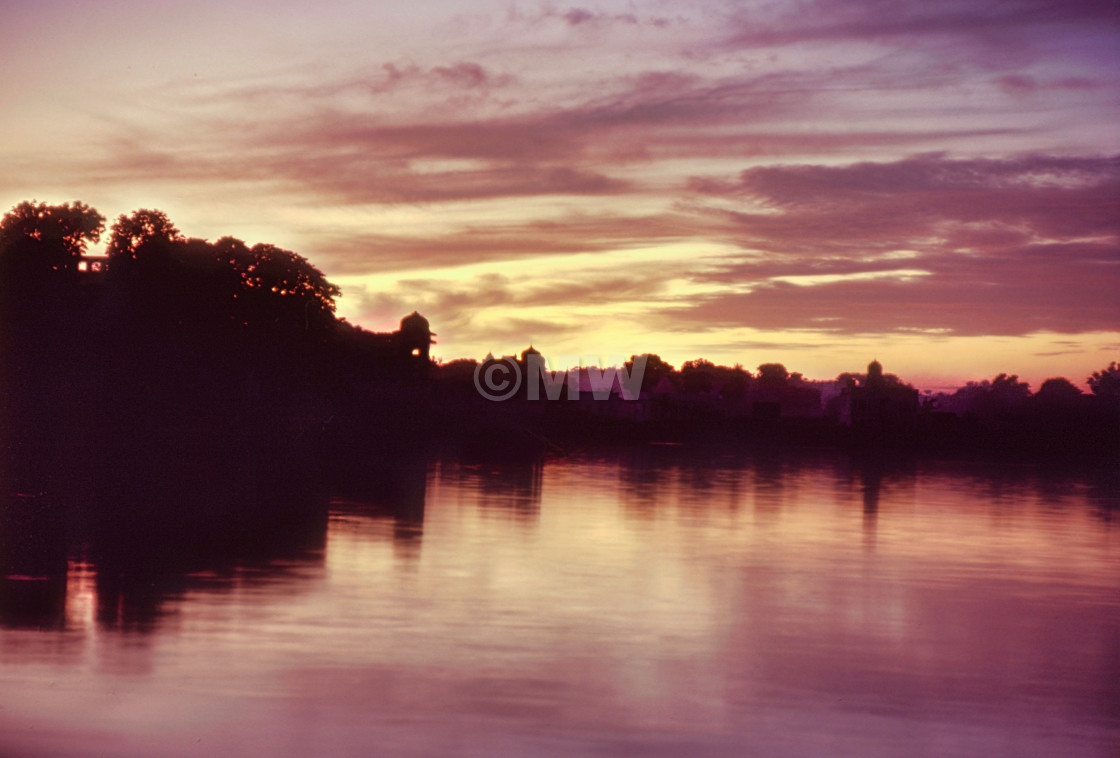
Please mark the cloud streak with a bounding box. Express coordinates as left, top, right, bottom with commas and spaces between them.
671, 154, 1120, 335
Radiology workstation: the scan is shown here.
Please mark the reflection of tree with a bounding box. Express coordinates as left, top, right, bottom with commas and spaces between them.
858, 462, 882, 549
751, 455, 789, 515
617, 448, 758, 518
1086, 468, 1120, 525
0, 494, 68, 630
0, 475, 329, 638
468, 461, 543, 520
844, 455, 917, 548
617, 449, 674, 518
330, 458, 430, 564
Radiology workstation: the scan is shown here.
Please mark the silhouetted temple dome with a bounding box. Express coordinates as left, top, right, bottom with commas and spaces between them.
868, 360, 883, 378
520, 345, 541, 362
400, 311, 433, 335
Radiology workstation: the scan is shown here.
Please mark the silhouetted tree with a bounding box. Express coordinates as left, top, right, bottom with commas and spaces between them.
0, 200, 105, 256
625, 354, 675, 393
951, 373, 1031, 419
991, 373, 1031, 402
681, 359, 716, 394
102, 211, 341, 332
0, 200, 105, 275
1088, 361, 1120, 410
213, 235, 253, 264
1, 202, 108, 485
757, 363, 790, 385
1036, 377, 1082, 404
719, 364, 750, 401
239, 243, 341, 319
106, 209, 182, 261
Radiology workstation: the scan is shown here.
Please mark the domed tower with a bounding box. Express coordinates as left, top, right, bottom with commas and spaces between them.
867, 359, 884, 387
519, 345, 541, 365
398, 311, 434, 361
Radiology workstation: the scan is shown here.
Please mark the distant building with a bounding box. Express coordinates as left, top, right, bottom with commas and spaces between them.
397, 311, 435, 361
841, 360, 919, 429
357, 312, 436, 370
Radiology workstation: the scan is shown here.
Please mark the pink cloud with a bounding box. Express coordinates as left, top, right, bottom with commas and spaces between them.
693, 154, 1120, 247
316, 213, 696, 273
510, 6, 671, 30
657, 261, 1119, 337
666, 154, 1120, 336
724, 0, 1120, 49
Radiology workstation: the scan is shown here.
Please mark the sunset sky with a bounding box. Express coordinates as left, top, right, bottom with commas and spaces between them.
2, 0, 1117, 389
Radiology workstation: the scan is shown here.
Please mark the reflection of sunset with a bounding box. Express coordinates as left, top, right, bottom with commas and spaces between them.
3, 1, 1117, 388
63, 562, 96, 632
0, 454, 1117, 756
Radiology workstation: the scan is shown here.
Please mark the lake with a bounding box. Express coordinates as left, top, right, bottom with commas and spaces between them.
1, 449, 1117, 757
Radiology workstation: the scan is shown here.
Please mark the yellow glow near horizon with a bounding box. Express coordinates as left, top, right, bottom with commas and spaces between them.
423, 323, 1117, 392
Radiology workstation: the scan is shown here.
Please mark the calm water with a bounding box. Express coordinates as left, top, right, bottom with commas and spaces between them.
1, 450, 1118, 757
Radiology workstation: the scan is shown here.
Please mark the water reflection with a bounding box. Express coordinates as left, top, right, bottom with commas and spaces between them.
330, 457, 429, 564
0, 493, 69, 630
2, 470, 320, 639
0, 501, 329, 638
0, 448, 1117, 757
445, 458, 544, 522
860, 463, 881, 546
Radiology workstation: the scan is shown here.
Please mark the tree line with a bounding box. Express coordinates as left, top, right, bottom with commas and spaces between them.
0, 200, 427, 500
1, 199, 1116, 468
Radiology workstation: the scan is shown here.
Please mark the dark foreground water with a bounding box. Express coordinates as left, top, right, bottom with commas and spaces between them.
1, 450, 1118, 757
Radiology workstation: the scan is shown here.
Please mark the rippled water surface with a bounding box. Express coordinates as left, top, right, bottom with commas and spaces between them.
1, 451, 1118, 757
